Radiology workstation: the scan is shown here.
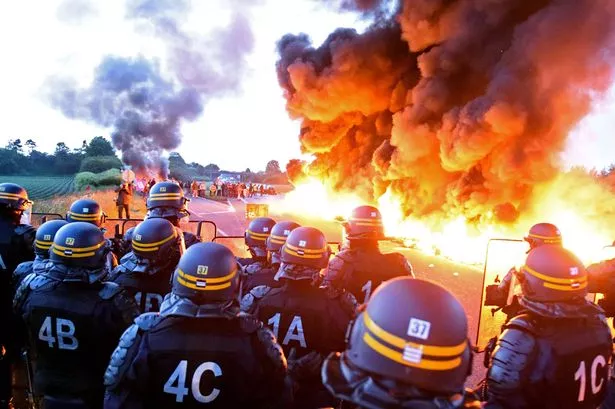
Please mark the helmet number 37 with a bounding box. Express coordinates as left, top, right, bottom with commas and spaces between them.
164, 360, 223, 403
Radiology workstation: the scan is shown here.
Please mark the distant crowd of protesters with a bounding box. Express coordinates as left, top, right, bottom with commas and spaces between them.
189, 180, 277, 199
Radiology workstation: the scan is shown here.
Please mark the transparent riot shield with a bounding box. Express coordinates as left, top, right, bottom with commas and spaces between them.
102, 218, 143, 240
213, 236, 250, 259
31, 212, 63, 228
475, 238, 528, 350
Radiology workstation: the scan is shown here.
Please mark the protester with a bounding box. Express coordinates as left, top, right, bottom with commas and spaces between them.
115, 182, 133, 219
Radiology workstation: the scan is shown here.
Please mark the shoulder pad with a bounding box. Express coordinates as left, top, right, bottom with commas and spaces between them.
245, 263, 264, 275
15, 224, 36, 237
240, 286, 271, 313
13, 261, 34, 280
99, 281, 122, 300
503, 313, 537, 335
13, 272, 37, 311
104, 324, 142, 390
251, 285, 272, 299
134, 312, 162, 331
386, 252, 414, 275
256, 326, 287, 372
238, 312, 262, 334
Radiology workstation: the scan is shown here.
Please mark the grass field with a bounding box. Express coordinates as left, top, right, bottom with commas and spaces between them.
0, 175, 76, 200
33, 189, 147, 219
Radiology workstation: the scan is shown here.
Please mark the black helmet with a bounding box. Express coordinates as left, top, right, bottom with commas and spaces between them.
345, 205, 385, 240
131, 218, 184, 274
50, 222, 108, 269
0, 183, 32, 211
245, 217, 276, 258
524, 222, 562, 249
266, 221, 301, 264
146, 182, 189, 220
277, 226, 331, 280
35, 220, 69, 258
516, 245, 587, 303
323, 277, 471, 405
171, 242, 240, 304
66, 199, 106, 227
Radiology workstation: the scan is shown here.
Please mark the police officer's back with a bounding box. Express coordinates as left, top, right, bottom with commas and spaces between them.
12, 219, 67, 294
323, 277, 481, 408
0, 183, 35, 409
104, 242, 289, 409
108, 218, 184, 313
244, 220, 300, 293
251, 227, 355, 409
324, 205, 413, 303
485, 245, 612, 409
145, 182, 199, 248
13, 222, 139, 409
238, 217, 276, 268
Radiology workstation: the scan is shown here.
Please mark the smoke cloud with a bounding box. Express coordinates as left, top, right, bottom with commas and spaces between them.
278, 0, 615, 227
47, 0, 258, 177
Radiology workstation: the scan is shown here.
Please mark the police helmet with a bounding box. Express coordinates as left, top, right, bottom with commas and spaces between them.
276, 226, 330, 280
50, 222, 108, 269
266, 221, 301, 264
323, 277, 471, 403
146, 182, 189, 220
0, 183, 32, 211
245, 217, 276, 257
66, 199, 106, 227
34, 220, 69, 258
516, 245, 587, 303
131, 218, 184, 273
524, 222, 562, 249
124, 226, 135, 242
171, 242, 240, 304
345, 205, 385, 240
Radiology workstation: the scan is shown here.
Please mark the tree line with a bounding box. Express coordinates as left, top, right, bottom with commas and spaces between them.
0, 137, 118, 175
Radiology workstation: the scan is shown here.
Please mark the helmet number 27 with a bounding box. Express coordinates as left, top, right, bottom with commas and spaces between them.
164, 360, 222, 403
574, 354, 607, 402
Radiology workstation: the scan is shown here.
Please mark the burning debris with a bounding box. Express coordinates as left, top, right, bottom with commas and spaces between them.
276, 0, 615, 263
47, 0, 258, 178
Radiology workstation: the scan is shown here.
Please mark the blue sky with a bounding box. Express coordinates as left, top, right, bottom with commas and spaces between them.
0, 0, 613, 172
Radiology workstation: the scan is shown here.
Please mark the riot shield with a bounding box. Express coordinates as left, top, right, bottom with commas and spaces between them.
475, 238, 527, 350
31, 212, 63, 228
102, 218, 143, 240
213, 235, 251, 259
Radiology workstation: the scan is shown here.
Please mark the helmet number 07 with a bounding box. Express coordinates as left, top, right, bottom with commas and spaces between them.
164, 360, 222, 403
574, 354, 607, 402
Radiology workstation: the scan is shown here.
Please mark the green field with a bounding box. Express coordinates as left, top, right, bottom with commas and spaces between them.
0, 175, 76, 200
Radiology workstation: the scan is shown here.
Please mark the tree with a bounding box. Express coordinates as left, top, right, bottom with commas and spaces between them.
85, 136, 115, 157
204, 163, 220, 172
55, 142, 70, 156
245, 168, 252, 173
25, 139, 37, 155
6, 139, 23, 153
266, 160, 281, 174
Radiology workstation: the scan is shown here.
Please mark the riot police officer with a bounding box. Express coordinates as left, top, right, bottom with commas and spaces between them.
104, 242, 290, 408
13, 222, 139, 409
485, 245, 612, 409
323, 276, 481, 408
323, 205, 414, 304
66, 198, 107, 226
247, 226, 355, 409
12, 219, 67, 293
108, 218, 184, 313
0, 182, 35, 409
146, 181, 199, 248
238, 217, 276, 267
244, 220, 300, 293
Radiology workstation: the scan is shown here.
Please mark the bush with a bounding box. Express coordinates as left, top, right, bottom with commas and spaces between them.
80, 156, 122, 173
75, 169, 122, 190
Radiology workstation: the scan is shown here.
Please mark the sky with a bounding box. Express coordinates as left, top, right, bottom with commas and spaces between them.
0, 0, 613, 172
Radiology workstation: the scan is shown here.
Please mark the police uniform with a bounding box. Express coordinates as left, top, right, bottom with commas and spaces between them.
104, 242, 290, 409
324, 205, 413, 304
243, 221, 301, 294
0, 183, 35, 409
108, 219, 184, 313
251, 227, 355, 409
13, 222, 139, 409
323, 277, 480, 409
486, 245, 613, 409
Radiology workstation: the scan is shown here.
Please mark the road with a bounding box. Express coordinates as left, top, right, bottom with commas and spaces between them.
187, 194, 492, 385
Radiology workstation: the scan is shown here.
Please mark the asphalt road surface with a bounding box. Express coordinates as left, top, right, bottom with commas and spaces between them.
186, 194, 493, 385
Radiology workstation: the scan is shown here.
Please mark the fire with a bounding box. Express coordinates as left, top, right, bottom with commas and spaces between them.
275, 175, 615, 268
